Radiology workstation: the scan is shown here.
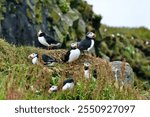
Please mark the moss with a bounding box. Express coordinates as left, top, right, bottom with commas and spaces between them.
15, 0, 23, 4
49, 8, 61, 24
92, 14, 102, 30
57, 0, 70, 14
0, 1, 6, 21
34, 1, 42, 24
26, 8, 33, 22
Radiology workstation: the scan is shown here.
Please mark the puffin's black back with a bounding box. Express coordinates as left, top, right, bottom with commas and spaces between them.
44, 34, 59, 44
39, 32, 59, 44
78, 37, 92, 51
42, 54, 56, 63
63, 78, 74, 86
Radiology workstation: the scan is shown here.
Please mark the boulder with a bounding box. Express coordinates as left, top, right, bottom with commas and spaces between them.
110, 61, 134, 85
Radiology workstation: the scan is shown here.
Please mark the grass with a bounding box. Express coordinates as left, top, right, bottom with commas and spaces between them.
101, 24, 150, 40
0, 39, 147, 100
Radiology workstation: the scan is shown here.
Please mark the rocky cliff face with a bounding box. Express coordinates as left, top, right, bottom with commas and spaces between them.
0, 0, 102, 47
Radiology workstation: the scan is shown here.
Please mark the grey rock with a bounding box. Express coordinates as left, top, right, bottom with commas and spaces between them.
110, 61, 134, 85
65, 9, 80, 26
77, 18, 86, 35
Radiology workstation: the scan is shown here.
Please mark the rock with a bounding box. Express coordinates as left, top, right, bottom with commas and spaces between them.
77, 18, 86, 39
49, 5, 62, 25
59, 9, 79, 33
0, 0, 98, 47
52, 26, 64, 43
110, 61, 134, 85
66, 9, 80, 24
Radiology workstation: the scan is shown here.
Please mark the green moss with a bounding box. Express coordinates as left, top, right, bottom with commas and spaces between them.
92, 14, 102, 30
57, 0, 70, 14
34, 1, 42, 24
26, 8, 33, 22
0, 1, 6, 21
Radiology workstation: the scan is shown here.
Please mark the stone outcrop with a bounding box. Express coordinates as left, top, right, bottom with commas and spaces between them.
0, 0, 102, 48
110, 61, 134, 85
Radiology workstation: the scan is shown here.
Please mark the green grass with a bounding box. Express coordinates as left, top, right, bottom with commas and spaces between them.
0, 39, 148, 100
101, 24, 150, 40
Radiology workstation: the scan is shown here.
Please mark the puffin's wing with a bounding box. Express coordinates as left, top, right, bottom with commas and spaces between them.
62, 49, 71, 62
45, 34, 59, 44
42, 54, 56, 63
78, 39, 91, 50
63, 79, 74, 86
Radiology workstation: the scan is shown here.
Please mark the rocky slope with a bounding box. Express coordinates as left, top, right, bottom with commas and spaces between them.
0, 0, 102, 48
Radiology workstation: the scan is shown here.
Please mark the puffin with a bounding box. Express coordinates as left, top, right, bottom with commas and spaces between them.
84, 61, 97, 80
48, 78, 74, 93
78, 32, 96, 53
62, 42, 80, 63
62, 78, 74, 91
84, 61, 91, 79
28, 53, 39, 64
28, 53, 57, 66
37, 30, 61, 49
41, 54, 57, 66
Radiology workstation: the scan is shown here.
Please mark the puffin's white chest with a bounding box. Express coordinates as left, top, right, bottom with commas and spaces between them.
84, 70, 90, 79
32, 57, 38, 64
68, 49, 80, 62
38, 37, 50, 47
87, 39, 94, 51
62, 83, 74, 90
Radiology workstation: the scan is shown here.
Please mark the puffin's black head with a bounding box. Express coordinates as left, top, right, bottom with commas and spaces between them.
86, 32, 96, 39
70, 42, 78, 49
84, 61, 91, 70
37, 30, 46, 37
48, 85, 58, 93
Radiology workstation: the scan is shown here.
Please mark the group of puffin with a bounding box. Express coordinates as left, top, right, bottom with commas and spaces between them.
28, 30, 97, 93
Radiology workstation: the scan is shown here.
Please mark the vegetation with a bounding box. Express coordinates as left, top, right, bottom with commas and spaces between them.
101, 25, 150, 40
0, 39, 148, 100
100, 25, 150, 81
57, 0, 70, 14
